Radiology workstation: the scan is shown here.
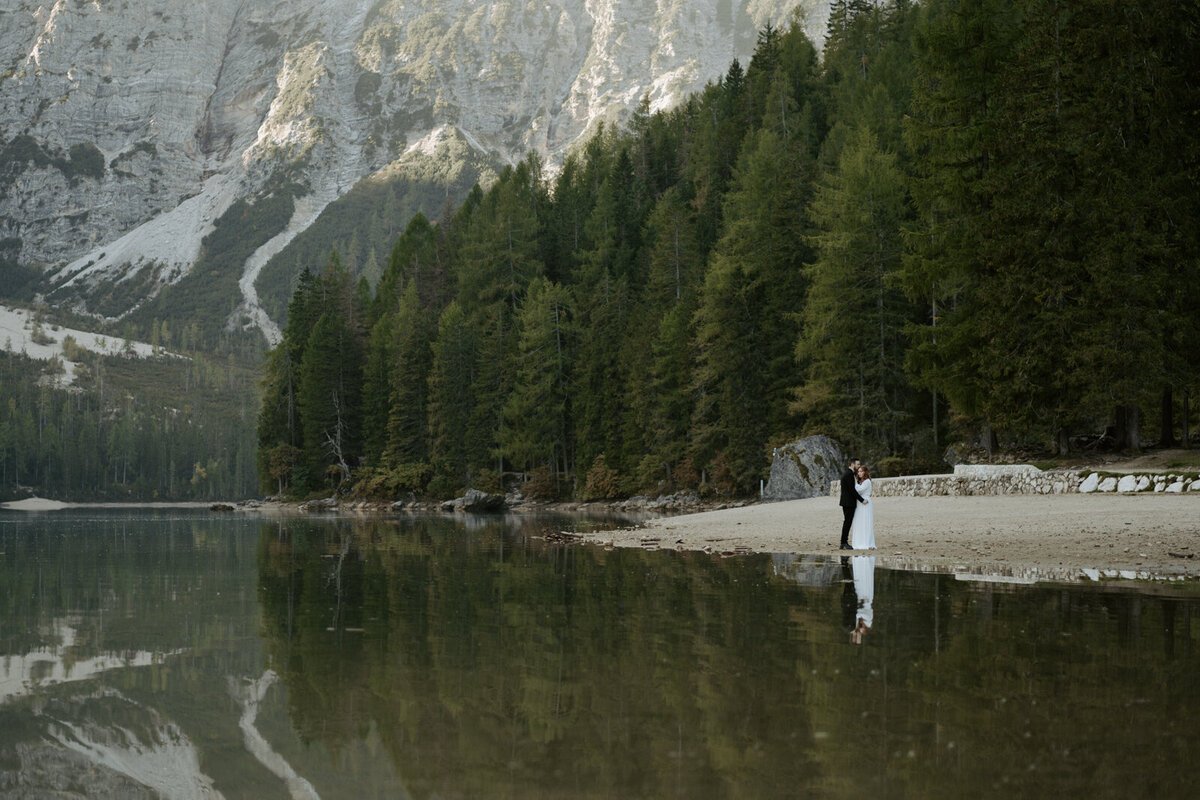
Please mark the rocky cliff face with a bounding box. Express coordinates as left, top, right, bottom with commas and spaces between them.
0, 0, 827, 329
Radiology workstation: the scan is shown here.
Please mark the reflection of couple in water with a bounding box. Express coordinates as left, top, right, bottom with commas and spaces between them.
841, 555, 875, 645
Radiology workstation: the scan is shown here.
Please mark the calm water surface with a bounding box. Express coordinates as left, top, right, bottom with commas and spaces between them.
1, 510, 1197, 799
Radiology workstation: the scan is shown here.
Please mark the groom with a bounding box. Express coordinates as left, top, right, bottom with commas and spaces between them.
839, 457, 865, 550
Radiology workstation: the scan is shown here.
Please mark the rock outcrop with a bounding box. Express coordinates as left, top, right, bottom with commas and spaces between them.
764, 434, 845, 501
1, 0, 828, 334
441, 488, 506, 513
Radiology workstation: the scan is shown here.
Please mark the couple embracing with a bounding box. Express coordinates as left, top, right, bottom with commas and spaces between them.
838, 458, 875, 551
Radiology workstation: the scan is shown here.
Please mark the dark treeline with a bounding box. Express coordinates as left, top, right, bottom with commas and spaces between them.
0, 346, 259, 502
258, 0, 1200, 501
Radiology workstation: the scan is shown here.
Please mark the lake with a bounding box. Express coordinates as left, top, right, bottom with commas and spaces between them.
1, 510, 1197, 799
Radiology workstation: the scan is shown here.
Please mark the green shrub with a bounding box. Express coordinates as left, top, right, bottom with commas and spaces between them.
30, 321, 54, 346
61, 335, 90, 362
473, 468, 501, 494
672, 458, 700, 491
67, 143, 105, 180
523, 466, 562, 501
874, 456, 906, 477
583, 455, 621, 500
634, 453, 668, 495
426, 474, 461, 500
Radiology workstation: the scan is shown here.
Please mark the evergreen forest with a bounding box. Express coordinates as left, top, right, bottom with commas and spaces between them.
0, 343, 259, 502
258, 0, 1200, 502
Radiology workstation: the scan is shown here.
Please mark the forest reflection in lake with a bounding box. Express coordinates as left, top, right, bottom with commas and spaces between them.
1, 510, 1198, 799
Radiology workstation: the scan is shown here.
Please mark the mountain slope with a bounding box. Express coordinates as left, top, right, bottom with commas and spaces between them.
0, 0, 829, 340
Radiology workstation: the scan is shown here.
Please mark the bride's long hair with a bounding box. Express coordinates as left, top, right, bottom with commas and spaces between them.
856, 465, 871, 483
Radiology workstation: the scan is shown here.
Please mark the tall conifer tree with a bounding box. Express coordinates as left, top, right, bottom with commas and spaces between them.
692, 127, 811, 493
501, 277, 573, 477
902, 0, 1021, 442
794, 127, 912, 453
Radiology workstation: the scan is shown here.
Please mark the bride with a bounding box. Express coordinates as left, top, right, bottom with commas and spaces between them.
850, 465, 875, 550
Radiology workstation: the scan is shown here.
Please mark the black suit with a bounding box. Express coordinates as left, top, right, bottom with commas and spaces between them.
839, 468, 864, 547
840, 557, 857, 631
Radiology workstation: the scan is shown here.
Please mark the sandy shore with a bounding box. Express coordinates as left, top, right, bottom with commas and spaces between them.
1, 497, 72, 511
7, 489, 1199, 582
578, 493, 1200, 581
0, 498, 221, 511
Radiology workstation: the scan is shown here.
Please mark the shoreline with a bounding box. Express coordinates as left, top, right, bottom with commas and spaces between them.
7, 491, 1200, 583
573, 493, 1200, 581
0, 498, 224, 512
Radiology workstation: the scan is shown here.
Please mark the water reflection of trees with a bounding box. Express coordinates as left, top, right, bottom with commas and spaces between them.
0, 513, 260, 657
257, 517, 825, 797
257, 517, 1200, 799
894, 583, 1199, 798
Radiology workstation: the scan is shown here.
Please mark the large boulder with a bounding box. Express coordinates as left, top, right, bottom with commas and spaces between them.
764, 435, 846, 501
442, 488, 507, 513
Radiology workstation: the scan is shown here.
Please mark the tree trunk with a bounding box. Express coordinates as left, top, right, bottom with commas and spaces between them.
1184, 391, 1192, 449
1117, 403, 1141, 453
1161, 387, 1176, 446
982, 422, 997, 458
1056, 428, 1070, 457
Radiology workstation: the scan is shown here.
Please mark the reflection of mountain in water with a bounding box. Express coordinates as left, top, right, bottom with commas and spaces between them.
3, 512, 1199, 797
0, 622, 179, 703
0, 512, 280, 798
229, 670, 320, 800
4, 687, 221, 799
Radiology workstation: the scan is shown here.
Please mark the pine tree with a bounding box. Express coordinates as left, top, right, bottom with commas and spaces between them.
453, 158, 548, 479
359, 312, 395, 467
794, 127, 912, 454
501, 277, 573, 477
902, 0, 1021, 442
294, 256, 365, 491
382, 283, 436, 467
692, 127, 812, 493
571, 272, 633, 481
426, 301, 478, 491
578, 147, 646, 289
256, 267, 319, 492
977, 0, 1199, 452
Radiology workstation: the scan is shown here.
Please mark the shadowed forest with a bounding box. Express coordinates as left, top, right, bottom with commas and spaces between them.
259, 0, 1199, 501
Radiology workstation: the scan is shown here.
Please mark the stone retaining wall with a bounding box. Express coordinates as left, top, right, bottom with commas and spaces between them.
830, 465, 1200, 498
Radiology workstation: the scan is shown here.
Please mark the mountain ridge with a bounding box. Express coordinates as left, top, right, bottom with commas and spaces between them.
1, 0, 829, 339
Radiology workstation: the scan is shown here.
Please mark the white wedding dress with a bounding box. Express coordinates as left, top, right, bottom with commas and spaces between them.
852, 555, 875, 628
849, 478, 875, 550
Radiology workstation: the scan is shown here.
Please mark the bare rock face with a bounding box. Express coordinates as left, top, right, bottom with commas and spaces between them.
0, 0, 828, 328
442, 488, 506, 513
764, 434, 845, 501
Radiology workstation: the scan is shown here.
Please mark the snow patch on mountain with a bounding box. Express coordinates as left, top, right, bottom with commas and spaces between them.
0, 304, 174, 387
